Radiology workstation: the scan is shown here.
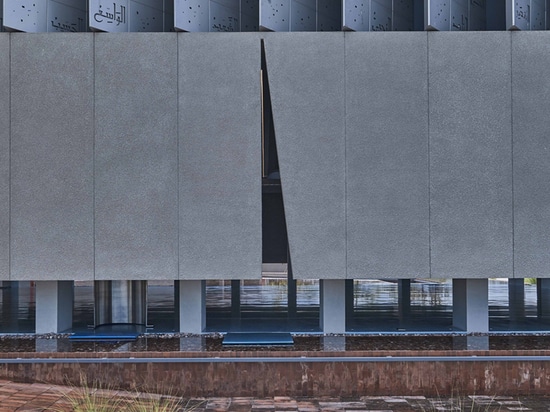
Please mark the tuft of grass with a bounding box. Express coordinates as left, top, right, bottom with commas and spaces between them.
50, 375, 203, 412
417, 392, 502, 412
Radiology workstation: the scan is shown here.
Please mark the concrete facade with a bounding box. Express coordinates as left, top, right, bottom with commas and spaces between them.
0, 30, 549, 334
0, 32, 549, 281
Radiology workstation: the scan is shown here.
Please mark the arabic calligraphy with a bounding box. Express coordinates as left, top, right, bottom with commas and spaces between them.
94, 2, 126, 26
50, 20, 77, 32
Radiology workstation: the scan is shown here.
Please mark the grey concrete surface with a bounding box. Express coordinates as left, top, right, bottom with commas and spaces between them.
35, 281, 73, 334
94, 34, 178, 281
264, 32, 346, 280
512, 32, 550, 279
346, 32, 429, 279
429, 32, 513, 279
453, 278, 489, 333
179, 34, 262, 280
0, 35, 9, 280
10, 34, 94, 281
320, 279, 346, 334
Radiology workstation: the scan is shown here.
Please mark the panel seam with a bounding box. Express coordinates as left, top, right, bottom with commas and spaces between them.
177, 32, 180, 282
92, 33, 96, 283
510, 32, 514, 278
427, 31, 432, 279
344, 32, 348, 280
8, 33, 11, 281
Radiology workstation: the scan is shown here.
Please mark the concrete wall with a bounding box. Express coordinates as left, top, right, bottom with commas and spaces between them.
264, 33, 346, 280
10, 34, 94, 281
346, 32, 429, 279
0, 35, 9, 281
94, 34, 178, 281
1, 31, 550, 280
179, 34, 261, 280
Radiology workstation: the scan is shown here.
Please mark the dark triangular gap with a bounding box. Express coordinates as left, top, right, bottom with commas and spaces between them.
261, 39, 296, 321
261, 39, 279, 179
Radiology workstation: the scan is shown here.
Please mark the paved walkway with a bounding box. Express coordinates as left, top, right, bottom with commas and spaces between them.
0, 379, 549, 411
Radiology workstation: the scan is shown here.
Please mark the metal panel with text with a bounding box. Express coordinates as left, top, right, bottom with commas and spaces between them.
89, 0, 129, 32
47, 0, 87, 32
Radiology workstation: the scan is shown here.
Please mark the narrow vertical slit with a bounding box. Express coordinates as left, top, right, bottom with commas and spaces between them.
260, 39, 294, 316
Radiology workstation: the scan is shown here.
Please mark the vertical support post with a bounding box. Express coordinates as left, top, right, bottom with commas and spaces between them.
398, 279, 411, 321
35, 281, 73, 334
345, 279, 354, 321
231, 280, 241, 319
287, 257, 297, 318
452, 278, 488, 333
2, 281, 19, 330
537, 278, 550, 319
320, 279, 346, 334
508, 278, 525, 321
178, 280, 206, 334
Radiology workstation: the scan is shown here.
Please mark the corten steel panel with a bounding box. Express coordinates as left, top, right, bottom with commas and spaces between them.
512, 32, 550, 278
425, 0, 451, 31
241, 0, 259, 31
346, 32, 429, 279
3, 0, 47, 32
343, 0, 370, 31
393, 0, 414, 30
174, 0, 208, 31
291, 0, 316, 32
370, 0, 392, 31
264, 33, 346, 279
210, 0, 240, 32
129, 0, 164, 32
317, 0, 341, 31
179, 34, 261, 280
95, 34, 178, 280
260, 0, 290, 31
429, 32, 513, 279
0, 35, 8, 280
10, 34, 94, 281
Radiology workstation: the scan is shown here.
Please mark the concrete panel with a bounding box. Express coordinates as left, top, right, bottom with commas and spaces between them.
346, 32, 429, 279
95, 34, 178, 280
512, 32, 550, 278
0, 35, 8, 280
10, 34, 94, 281
264, 33, 346, 279
429, 32, 513, 279
179, 34, 261, 279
